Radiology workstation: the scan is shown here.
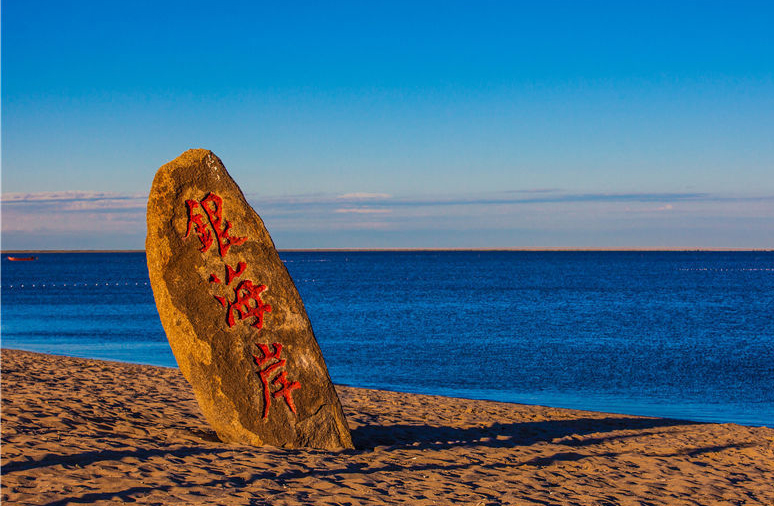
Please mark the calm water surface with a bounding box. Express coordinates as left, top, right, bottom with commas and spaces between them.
2, 251, 772, 427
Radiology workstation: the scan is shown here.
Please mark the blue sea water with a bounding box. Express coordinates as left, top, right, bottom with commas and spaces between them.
2, 251, 772, 427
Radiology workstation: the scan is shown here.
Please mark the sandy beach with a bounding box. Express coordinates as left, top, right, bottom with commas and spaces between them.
2, 349, 772, 505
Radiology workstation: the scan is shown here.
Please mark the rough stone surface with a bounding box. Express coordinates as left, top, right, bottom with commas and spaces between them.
146, 149, 353, 450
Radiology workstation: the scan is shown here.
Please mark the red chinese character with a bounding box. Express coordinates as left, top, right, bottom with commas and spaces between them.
210, 262, 272, 329
185, 200, 213, 253
253, 343, 301, 419
184, 193, 247, 257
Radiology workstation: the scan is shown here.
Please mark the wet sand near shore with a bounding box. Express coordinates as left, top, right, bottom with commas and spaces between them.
2, 348, 773, 505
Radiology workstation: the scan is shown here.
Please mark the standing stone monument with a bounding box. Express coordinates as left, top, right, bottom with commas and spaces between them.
146, 149, 353, 450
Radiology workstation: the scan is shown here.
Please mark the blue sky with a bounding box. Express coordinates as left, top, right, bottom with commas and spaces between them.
2, 1, 773, 249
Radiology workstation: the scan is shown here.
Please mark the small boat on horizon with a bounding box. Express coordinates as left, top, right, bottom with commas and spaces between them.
6, 256, 36, 261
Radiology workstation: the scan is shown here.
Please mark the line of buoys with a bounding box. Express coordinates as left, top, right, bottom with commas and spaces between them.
2, 282, 150, 289
678, 268, 773, 271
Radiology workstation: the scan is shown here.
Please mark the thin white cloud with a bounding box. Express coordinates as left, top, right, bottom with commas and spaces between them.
248, 190, 774, 213
344, 221, 393, 230
1, 191, 144, 204
1, 191, 146, 233
3, 189, 772, 249
506, 188, 562, 194
337, 192, 392, 200
61, 200, 145, 212
333, 207, 392, 214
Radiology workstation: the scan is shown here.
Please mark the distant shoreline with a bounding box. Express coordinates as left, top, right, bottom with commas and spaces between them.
2, 248, 772, 254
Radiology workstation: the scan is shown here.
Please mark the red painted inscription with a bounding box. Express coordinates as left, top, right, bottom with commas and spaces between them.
184, 193, 247, 257
210, 262, 272, 329
253, 343, 301, 419
183, 191, 289, 423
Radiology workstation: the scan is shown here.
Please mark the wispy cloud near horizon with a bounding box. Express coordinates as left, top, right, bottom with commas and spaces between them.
247, 189, 773, 211
333, 207, 392, 214
336, 192, 392, 200
2, 189, 772, 249
1, 192, 146, 234
2, 191, 145, 204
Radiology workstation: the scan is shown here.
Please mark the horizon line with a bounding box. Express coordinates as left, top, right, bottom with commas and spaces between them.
2, 248, 772, 254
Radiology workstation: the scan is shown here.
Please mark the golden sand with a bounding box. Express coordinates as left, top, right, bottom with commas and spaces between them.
2, 349, 773, 505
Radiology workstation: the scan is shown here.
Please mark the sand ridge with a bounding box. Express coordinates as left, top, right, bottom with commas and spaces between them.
2, 349, 773, 505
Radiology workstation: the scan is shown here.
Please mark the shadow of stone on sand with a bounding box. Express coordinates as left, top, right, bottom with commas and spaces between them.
350, 415, 703, 451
